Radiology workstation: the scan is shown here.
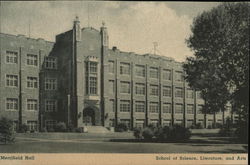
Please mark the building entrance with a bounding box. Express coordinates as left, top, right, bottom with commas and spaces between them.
83, 107, 95, 126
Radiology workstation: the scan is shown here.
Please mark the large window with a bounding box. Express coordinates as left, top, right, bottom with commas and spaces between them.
163, 103, 172, 113
186, 88, 194, 99
120, 62, 130, 75
149, 102, 159, 113
120, 100, 130, 112
187, 104, 194, 114
163, 69, 171, 80
175, 87, 184, 98
6, 51, 18, 64
27, 54, 38, 66
150, 85, 159, 96
149, 67, 159, 79
6, 75, 18, 87
45, 57, 57, 69
120, 81, 130, 94
120, 119, 131, 129
45, 100, 57, 112
109, 80, 115, 94
135, 65, 145, 77
135, 83, 145, 95
46, 120, 57, 130
27, 121, 38, 131
175, 103, 183, 114
27, 99, 38, 111
135, 119, 145, 128
27, 77, 38, 88
163, 86, 171, 97
108, 61, 115, 73
6, 98, 18, 110
175, 71, 184, 82
135, 101, 145, 113
45, 78, 57, 90
85, 61, 98, 95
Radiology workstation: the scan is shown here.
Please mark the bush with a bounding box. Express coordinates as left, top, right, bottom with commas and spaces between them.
54, 122, 67, 132
235, 121, 248, 143
0, 117, 15, 144
195, 123, 204, 129
75, 127, 84, 133
207, 125, 212, 129
19, 124, 28, 133
40, 127, 47, 133
47, 128, 55, 132
219, 126, 234, 137
212, 122, 223, 129
115, 123, 128, 132
142, 127, 155, 140
133, 128, 143, 139
67, 123, 75, 132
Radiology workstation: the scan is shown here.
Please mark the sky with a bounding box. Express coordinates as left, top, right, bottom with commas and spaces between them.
0, 1, 221, 62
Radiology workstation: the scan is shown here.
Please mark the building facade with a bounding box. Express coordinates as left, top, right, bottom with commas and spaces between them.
0, 17, 238, 131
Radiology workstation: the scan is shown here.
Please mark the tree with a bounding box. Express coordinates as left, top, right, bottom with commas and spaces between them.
184, 2, 249, 119
0, 117, 15, 144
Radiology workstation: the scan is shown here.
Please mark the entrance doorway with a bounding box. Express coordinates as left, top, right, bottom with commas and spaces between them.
83, 107, 95, 126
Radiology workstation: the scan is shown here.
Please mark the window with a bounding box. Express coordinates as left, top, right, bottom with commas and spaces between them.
135, 65, 145, 77
120, 119, 131, 129
85, 61, 98, 95
120, 81, 130, 94
6, 51, 18, 64
45, 57, 57, 69
110, 99, 115, 112
89, 77, 97, 94
45, 78, 57, 90
175, 87, 184, 98
27, 54, 38, 66
135, 119, 145, 128
86, 61, 98, 74
120, 100, 130, 112
135, 83, 145, 95
162, 119, 171, 126
45, 100, 57, 112
46, 120, 57, 130
187, 120, 194, 128
135, 101, 145, 112
186, 88, 194, 99
109, 119, 115, 127
187, 104, 194, 114
175, 103, 183, 114
108, 61, 115, 73
163, 103, 172, 113
150, 119, 159, 127
6, 98, 18, 110
150, 85, 159, 96
149, 102, 159, 113
120, 62, 130, 75
27, 121, 38, 131
197, 105, 203, 114
163, 69, 171, 80
175, 119, 183, 126
163, 86, 171, 97
109, 80, 115, 94
6, 75, 18, 87
27, 99, 38, 111
150, 67, 158, 79
27, 77, 38, 88
175, 71, 184, 82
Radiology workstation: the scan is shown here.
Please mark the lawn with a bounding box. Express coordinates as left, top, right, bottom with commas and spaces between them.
0, 131, 248, 153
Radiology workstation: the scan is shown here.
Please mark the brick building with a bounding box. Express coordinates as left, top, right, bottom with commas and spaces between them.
0, 17, 237, 131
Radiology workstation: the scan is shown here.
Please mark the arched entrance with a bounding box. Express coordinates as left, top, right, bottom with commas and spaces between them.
82, 107, 95, 126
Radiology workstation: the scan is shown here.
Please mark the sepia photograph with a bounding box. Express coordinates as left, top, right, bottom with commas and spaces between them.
0, 1, 248, 164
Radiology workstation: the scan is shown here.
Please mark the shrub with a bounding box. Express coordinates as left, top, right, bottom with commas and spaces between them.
235, 121, 248, 143
54, 122, 67, 132
0, 117, 15, 144
207, 125, 212, 129
47, 127, 55, 132
19, 124, 28, 133
156, 125, 191, 142
212, 122, 223, 129
115, 123, 128, 132
195, 123, 204, 129
40, 127, 47, 133
219, 126, 234, 137
67, 123, 74, 132
75, 127, 84, 133
142, 127, 155, 140
133, 128, 143, 139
